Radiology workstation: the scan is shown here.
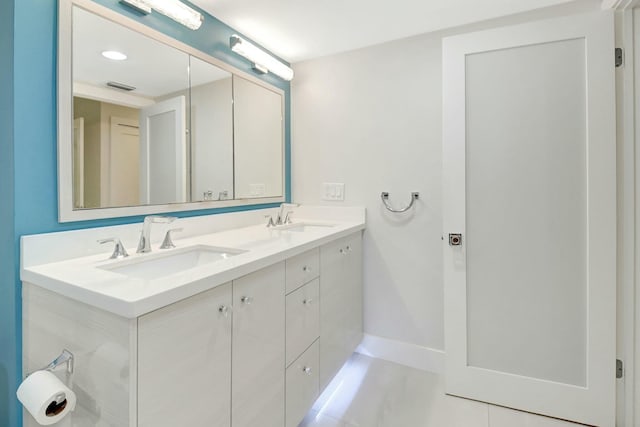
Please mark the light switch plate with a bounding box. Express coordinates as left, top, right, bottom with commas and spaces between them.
322, 183, 345, 201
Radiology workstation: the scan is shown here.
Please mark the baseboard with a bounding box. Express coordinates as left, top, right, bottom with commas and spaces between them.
355, 334, 445, 374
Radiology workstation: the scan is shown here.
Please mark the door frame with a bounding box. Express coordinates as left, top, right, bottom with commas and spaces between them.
442, 11, 617, 426
73, 117, 85, 208
604, 2, 640, 426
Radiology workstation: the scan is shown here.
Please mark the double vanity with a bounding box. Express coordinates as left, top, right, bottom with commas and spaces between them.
24, 2, 365, 425
21, 206, 365, 427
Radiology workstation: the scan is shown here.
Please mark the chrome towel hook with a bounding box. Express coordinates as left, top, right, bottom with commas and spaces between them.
381, 192, 419, 213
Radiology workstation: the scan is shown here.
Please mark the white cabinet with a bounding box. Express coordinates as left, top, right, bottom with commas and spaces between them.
232, 263, 286, 427
138, 283, 232, 427
22, 231, 362, 427
319, 233, 363, 390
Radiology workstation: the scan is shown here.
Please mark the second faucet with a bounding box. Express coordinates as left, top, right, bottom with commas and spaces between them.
137, 216, 177, 253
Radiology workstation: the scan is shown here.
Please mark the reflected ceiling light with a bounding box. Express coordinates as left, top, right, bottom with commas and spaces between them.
120, 0, 203, 30
102, 50, 127, 61
230, 35, 294, 81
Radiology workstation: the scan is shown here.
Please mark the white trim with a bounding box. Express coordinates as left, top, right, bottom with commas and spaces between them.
632, 7, 640, 427
602, 0, 639, 10
355, 334, 445, 374
618, 7, 637, 427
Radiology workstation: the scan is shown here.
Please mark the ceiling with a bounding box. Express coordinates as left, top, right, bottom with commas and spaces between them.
74, 7, 230, 99
191, 0, 578, 63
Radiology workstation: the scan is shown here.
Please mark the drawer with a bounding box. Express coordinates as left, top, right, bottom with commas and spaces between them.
286, 248, 319, 294
286, 278, 320, 366
286, 340, 319, 427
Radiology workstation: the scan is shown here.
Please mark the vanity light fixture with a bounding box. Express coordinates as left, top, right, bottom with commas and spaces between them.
119, 0, 203, 30
119, 0, 151, 15
102, 50, 127, 61
230, 35, 294, 81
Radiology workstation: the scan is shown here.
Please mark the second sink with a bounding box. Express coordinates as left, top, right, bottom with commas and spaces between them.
275, 222, 336, 233
99, 245, 246, 280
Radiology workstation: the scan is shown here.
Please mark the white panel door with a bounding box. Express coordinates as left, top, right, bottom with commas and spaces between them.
139, 95, 186, 204
442, 12, 616, 427
109, 116, 139, 207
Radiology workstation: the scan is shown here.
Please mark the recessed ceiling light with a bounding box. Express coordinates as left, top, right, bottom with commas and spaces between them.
102, 50, 127, 61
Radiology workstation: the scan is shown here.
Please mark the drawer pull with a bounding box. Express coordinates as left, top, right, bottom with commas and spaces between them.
302, 366, 312, 375
302, 265, 312, 272
339, 248, 345, 255
302, 298, 314, 305
346, 245, 352, 252
240, 296, 253, 305
218, 305, 230, 317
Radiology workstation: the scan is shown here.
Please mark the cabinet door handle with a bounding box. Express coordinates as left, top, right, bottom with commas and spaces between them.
303, 298, 314, 305
302, 366, 312, 375
302, 265, 312, 272
240, 296, 253, 305
346, 245, 352, 252
218, 305, 230, 317
339, 248, 345, 255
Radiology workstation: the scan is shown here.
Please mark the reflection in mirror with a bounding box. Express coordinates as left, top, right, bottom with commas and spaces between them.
189, 57, 234, 202
60, 1, 287, 221
72, 6, 189, 209
233, 76, 284, 199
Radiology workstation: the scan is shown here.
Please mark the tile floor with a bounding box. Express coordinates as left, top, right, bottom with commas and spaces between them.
299, 354, 583, 427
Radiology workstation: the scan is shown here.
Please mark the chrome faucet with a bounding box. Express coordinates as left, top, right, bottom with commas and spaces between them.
137, 215, 176, 253
264, 203, 299, 228
276, 203, 299, 225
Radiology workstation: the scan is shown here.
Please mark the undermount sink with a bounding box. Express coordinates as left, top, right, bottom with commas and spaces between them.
99, 245, 246, 280
275, 222, 336, 233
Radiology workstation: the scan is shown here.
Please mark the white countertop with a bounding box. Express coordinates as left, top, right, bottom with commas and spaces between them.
21, 206, 365, 318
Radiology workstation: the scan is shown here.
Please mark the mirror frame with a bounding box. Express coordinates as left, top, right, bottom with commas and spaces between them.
58, 0, 286, 222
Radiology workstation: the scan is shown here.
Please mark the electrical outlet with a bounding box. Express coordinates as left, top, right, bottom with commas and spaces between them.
322, 183, 345, 201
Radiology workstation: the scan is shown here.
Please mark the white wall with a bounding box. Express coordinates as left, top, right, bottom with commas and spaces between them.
291, 0, 600, 355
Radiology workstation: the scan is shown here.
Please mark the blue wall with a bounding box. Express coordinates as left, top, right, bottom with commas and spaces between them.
0, 0, 17, 425
2, 1, 291, 425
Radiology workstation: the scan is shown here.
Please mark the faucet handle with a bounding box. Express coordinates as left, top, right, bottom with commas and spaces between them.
264, 215, 276, 228
98, 238, 129, 259
284, 211, 294, 224
160, 228, 183, 249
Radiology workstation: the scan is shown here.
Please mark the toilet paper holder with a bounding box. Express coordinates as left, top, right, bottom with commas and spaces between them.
28, 349, 74, 377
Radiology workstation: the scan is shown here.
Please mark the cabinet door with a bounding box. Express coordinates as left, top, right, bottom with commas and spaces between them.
286, 248, 320, 294
232, 263, 285, 427
319, 232, 363, 391
138, 283, 232, 427
286, 340, 319, 427
286, 278, 320, 366
344, 234, 363, 355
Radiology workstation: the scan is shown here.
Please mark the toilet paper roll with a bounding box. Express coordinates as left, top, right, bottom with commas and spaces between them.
17, 370, 76, 425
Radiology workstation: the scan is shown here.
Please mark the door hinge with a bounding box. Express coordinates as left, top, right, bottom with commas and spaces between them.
615, 48, 624, 68
616, 359, 624, 379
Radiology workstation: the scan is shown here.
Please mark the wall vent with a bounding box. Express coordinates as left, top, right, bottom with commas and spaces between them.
106, 81, 136, 91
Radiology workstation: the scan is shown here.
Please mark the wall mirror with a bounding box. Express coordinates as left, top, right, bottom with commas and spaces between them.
58, 0, 286, 222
